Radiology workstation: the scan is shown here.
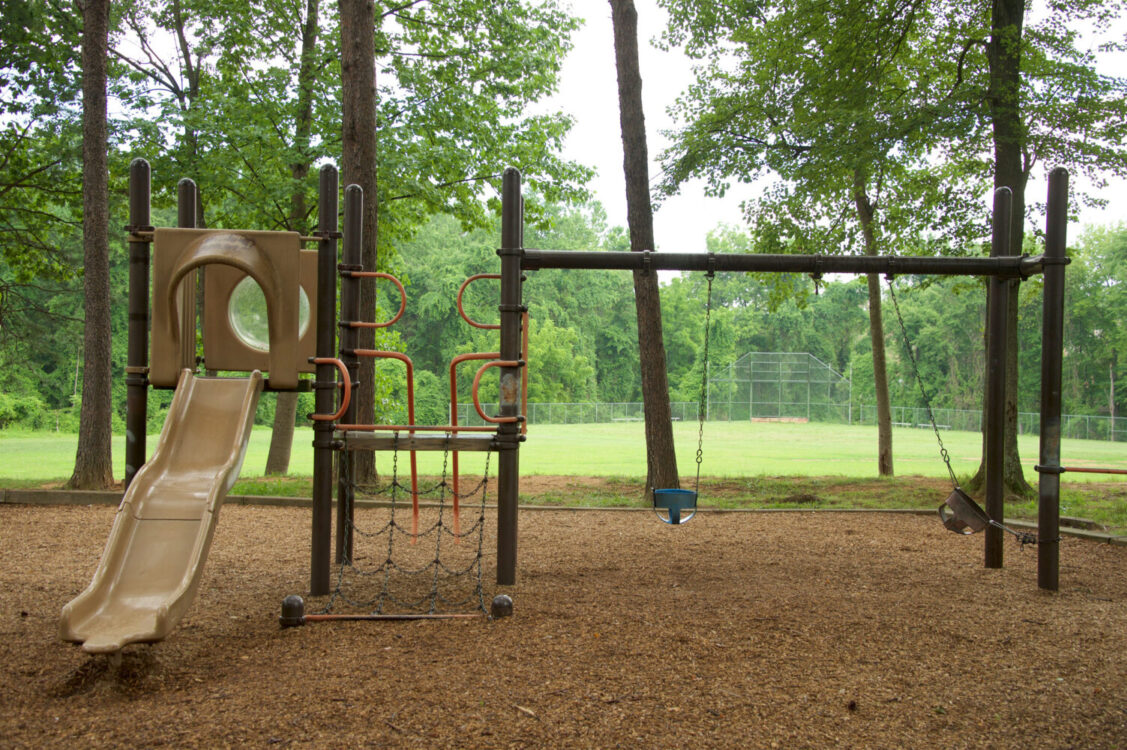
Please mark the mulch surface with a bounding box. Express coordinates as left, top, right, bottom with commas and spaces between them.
2, 500, 1126, 748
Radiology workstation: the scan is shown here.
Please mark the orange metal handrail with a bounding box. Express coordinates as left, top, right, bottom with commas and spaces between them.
456, 274, 502, 330
448, 312, 529, 533
472, 360, 525, 424
308, 358, 351, 423
346, 272, 406, 328
449, 351, 500, 535
1061, 466, 1127, 475
353, 349, 419, 537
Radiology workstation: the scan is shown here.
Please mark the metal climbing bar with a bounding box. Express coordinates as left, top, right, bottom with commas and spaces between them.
450, 350, 499, 536
351, 348, 420, 537
448, 296, 528, 536
457, 274, 502, 329
472, 360, 526, 424
308, 357, 351, 422
339, 271, 406, 328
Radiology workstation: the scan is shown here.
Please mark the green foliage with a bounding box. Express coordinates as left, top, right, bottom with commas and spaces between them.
0, 390, 47, 429
658, 0, 989, 259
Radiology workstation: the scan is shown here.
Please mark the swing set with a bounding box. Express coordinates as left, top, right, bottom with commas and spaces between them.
487, 167, 1074, 593
86, 157, 1078, 652
116, 163, 1076, 611
296, 166, 1074, 600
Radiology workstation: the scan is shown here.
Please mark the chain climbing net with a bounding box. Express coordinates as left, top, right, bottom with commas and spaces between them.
319, 441, 493, 617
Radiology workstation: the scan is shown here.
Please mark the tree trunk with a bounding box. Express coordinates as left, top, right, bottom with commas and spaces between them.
852, 173, 893, 476
340, 0, 380, 484
609, 0, 679, 494
1111, 356, 1117, 428
266, 0, 320, 476
968, 0, 1032, 497
69, 0, 114, 490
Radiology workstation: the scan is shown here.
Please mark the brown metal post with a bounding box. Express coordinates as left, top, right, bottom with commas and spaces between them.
336, 185, 363, 565
311, 165, 339, 596
176, 179, 198, 370
984, 187, 1012, 569
1038, 168, 1068, 591
496, 168, 524, 585
125, 159, 151, 489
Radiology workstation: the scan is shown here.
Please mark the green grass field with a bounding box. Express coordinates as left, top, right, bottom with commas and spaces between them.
4, 421, 1125, 531
2, 420, 1124, 483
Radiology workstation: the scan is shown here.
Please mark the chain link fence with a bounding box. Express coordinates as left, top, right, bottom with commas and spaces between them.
456, 400, 1126, 442
706, 352, 851, 422
453, 352, 1124, 441
855, 404, 1127, 442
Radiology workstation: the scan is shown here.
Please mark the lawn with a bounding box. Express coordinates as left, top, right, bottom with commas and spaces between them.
3, 419, 1125, 533
2, 420, 1124, 483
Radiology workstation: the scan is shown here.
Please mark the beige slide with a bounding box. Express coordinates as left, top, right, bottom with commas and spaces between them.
60, 370, 264, 654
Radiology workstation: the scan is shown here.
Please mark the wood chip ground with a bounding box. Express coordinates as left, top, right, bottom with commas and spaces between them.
2, 501, 1125, 747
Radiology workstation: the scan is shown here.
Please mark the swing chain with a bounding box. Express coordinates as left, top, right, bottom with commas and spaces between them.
886, 278, 959, 488
695, 270, 714, 492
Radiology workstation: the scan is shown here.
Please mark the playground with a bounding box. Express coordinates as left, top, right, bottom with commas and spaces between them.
8, 161, 1124, 745
3, 501, 1126, 747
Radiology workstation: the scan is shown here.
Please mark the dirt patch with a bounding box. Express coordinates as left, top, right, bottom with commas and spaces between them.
2, 502, 1126, 747
775, 493, 821, 504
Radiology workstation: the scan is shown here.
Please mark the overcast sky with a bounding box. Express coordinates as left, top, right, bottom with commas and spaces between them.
546, 1, 1126, 252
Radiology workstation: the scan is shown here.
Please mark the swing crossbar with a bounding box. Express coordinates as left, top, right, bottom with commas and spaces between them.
339, 431, 499, 452
522, 250, 1046, 278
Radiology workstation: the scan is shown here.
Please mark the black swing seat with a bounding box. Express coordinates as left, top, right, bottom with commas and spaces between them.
938, 487, 990, 535
653, 488, 697, 525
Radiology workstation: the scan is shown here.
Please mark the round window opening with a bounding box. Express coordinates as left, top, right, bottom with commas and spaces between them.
228, 276, 310, 353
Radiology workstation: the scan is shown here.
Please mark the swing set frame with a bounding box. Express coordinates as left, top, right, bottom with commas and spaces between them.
289, 167, 1071, 597
478, 167, 1072, 592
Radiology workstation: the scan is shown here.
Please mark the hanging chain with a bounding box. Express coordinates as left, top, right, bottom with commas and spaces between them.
695, 270, 714, 494
886, 278, 960, 488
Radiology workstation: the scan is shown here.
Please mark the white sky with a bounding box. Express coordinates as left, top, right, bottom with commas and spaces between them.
548, 0, 1126, 252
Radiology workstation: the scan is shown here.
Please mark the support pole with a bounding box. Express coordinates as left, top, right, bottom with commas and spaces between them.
336, 185, 363, 565
311, 165, 339, 596
176, 179, 197, 371
1038, 168, 1068, 591
984, 187, 1012, 569
124, 159, 151, 489
496, 168, 524, 586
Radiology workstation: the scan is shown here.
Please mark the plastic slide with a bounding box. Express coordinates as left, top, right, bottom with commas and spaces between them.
60, 370, 263, 654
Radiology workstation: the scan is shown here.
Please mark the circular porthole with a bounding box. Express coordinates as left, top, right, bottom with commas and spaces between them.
228, 276, 310, 352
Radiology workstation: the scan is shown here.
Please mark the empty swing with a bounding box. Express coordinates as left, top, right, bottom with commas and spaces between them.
653, 267, 714, 525
886, 279, 1037, 547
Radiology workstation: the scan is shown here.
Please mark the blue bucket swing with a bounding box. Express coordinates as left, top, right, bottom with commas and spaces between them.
653, 488, 698, 525
653, 268, 713, 526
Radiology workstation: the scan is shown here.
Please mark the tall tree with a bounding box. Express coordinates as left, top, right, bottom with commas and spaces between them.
659, 0, 985, 476
265, 0, 323, 475
964, 0, 1127, 495
69, 0, 114, 489
339, 0, 380, 482
660, 0, 1127, 482
609, 0, 680, 493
